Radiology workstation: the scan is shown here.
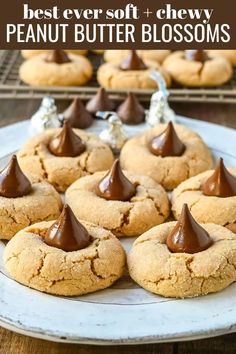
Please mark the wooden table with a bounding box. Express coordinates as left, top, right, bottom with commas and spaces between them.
0, 99, 235, 354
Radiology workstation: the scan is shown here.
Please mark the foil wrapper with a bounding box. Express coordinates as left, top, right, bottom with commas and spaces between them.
97, 111, 127, 155
29, 96, 61, 136
147, 71, 176, 127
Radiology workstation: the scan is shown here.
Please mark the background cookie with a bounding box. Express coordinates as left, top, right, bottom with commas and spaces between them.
97, 61, 171, 90
104, 50, 171, 64
207, 50, 236, 66
19, 53, 93, 86
21, 50, 88, 59
163, 51, 232, 87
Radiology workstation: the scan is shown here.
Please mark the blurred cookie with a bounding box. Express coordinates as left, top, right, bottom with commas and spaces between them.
19, 50, 93, 86
104, 50, 171, 64
98, 50, 171, 90
163, 50, 232, 87
21, 49, 88, 59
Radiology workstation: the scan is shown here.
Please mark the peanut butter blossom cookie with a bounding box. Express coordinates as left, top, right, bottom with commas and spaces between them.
120, 122, 212, 190
4, 204, 126, 296
128, 204, 236, 298
0, 155, 62, 240
17, 121, 114, 192
104, 50, 171, 64
19, 50, 93, 87
66, 159, 170, 237
172, 158, 236, 233
163, 50, 232, 87
97, 50, 171, 90
21, 49, 88, 59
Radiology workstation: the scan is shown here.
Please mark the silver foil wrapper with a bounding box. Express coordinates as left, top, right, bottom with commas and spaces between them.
29, 96, 61, 136
97, 111, 127, 155
147, 71, 176, 127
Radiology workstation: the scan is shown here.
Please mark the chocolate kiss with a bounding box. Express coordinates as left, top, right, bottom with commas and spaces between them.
120, 50, 147, 71
86, 88, 115, 115
117, 92, 145, 125
44, 204, 90, 252
45, 50, 71, 64
63, 98, 93, 129
96, 159, 136, 201
166, 204, 212, 254
0, 155, 31, 198
202, 158, 236, 197
49, 121, 86, 157
185, 50, 209, 63
149, 122, 186, 157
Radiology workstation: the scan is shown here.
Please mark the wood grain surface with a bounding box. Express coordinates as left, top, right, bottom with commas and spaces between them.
0, 99, 235, 354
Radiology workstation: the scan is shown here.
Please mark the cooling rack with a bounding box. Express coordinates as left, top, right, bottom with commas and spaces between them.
0, 50, 236, 103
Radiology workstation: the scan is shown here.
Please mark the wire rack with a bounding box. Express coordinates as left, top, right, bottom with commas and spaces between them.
1, 50, 236, 103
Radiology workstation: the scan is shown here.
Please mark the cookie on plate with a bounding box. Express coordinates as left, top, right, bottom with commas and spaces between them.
163, 50, 232, 87
0, 155, 62, 240
172, 158, 236, 233
104, 50, 171, 64
128, 204, 236, 298
19, 50, 93, 86
97, 50, 171, 90
4, 205, 126, 296
120, 122, 212, 190
17, 121, 114, 192
66, 159, 170, 237
21, 50, 88, 59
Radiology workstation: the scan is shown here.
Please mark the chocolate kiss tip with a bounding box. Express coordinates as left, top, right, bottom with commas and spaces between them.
120, 50, 147, 71
96, 159, 136, 201
86, 87, 115, 115
45, 50, 71, 64
44, 204, 90, 252
149, 122, 186, 157
0, 155, 32, 198
117, 92, 145, 125
63, 98, 93, 129
166, 204, 212, 254
49, 121, 86, 157
202, 158, 236, 198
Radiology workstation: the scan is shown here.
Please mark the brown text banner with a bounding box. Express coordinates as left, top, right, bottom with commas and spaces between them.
1, 0, 236, 49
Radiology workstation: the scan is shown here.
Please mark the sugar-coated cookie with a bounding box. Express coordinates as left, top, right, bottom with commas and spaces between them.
128, 221, 236, 298
120, 123, 212, 190
17, 124, 114, 192
172, 166, 236, 233
0, 155, 62, 240
4, 220, 126, 296
66, 165, 170, 237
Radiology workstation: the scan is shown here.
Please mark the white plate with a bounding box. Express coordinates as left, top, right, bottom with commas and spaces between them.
0, 117, 236, 345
